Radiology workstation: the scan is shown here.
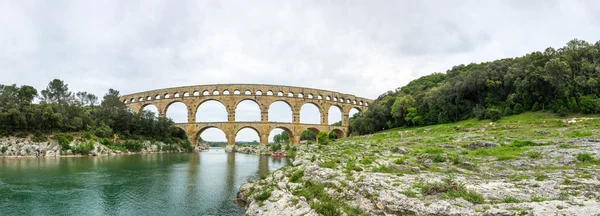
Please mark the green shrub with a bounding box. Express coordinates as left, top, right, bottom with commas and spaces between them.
94, 123, 113, 138
432, 154, 446, 163
317, 132, 329, 145
531, 102, 541, 111
81, 132, 94, 140
270, 143, 281, 152
513, 103, 524, 114
509, 140, 536, 147
16, 131, 28, 138
179, 140, 193, 152
289, 169, 304, 183
123, 140, 143, 152
577, 152, 595, 163
52, 134, 74, 150
502, 196, 521, 203
393, 158, 405, 165
485, 108, 502, 121
255, 189, 272, 201
1, 146, 7, 153
31, 131, 47, 142
73, 141, 94, 155
360, 156, 373, 165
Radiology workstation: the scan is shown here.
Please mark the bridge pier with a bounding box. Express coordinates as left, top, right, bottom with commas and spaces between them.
260, 134, 269, 146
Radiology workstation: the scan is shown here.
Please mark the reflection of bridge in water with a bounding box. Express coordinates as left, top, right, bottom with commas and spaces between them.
121, 84, 373, 145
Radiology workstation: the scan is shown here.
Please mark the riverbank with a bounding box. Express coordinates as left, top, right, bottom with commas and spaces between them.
0, 136, 205, 158
237, 112, 600, 215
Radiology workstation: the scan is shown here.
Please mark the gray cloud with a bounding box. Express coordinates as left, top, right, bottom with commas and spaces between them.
1, 0, 599, 141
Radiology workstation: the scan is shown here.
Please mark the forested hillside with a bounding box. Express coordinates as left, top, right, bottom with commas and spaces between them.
350, 39, 600, 135
0, 79, 186, 143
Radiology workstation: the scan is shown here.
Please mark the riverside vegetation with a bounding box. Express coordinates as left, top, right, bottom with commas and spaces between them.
237, 112, 600, 215
0, 79, 192, 157
238, 39, 600, 216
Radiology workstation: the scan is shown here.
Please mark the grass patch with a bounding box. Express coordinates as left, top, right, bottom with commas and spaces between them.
289, 169, 304, 183
565, 131, 593, 138
414, 178, 485, 204
255, 189, 272, 201
502, 196, 521, 203
468, 145, 529, 161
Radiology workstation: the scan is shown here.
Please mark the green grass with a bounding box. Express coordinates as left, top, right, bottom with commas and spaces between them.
414, 178, 485, 204
564, 130, 593, 138
467, 145, 530, 161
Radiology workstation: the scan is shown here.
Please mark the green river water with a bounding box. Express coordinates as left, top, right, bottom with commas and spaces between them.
0, 150, 288, 215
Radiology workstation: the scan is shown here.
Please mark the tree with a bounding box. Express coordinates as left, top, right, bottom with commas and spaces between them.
317, 132, 329, 145
40, 79, 72, 104
300, 130, 316, 141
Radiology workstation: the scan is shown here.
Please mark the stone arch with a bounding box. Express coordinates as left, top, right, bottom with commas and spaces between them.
165, 101, 187, 123
269, 126, 293, 145
155, 94, 161, 100
268, 100, 293, 122
196, 99, 228, 122
235, 99, 261, 122
307, 94, 313, 99
318, 95, 323, 100
235, 126, 261, 145
287, 92, 294, 97
213, 90, 220, 95
326, 96, 331, 101
173, 92, 180, 98
328, 105, 343, 125
330, 128, 344, 139
300, 103, 321, 124
140, 104, 159, 118
138, 97, 144, 102
256, 90, 263, 95
195, 126, 226, 145
298, 93, 303, 98
245, 90, 252, 95
146, 96, 152, 101
277, 91, 284, 96
202, 90, 210, 96
223, 90, 230, 95
183, 92, 190, 97
234, 90, 241, 95
164, 93, 170, 99
193, 91, 200, 96
266, 90, 274, 96
130, 98, 135, 103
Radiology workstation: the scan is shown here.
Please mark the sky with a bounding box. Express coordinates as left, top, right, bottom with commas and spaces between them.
2, 0, 600, 142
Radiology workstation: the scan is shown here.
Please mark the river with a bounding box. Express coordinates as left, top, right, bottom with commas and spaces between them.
0, 150, 289, 215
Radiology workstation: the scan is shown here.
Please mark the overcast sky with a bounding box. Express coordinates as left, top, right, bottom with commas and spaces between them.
2, 0, 600, 142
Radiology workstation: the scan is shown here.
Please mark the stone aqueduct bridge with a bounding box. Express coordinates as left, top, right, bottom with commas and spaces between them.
120, 84, 373, 146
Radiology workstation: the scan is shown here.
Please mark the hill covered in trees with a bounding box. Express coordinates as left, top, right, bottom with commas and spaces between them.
0, 79, 186, 143
350, 39, 600, 135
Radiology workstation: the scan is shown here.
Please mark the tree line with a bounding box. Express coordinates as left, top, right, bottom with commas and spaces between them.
350, 39, 600, 135
0, 79, 187, 143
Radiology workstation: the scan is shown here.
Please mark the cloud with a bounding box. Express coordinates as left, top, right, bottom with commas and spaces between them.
1, 0, 600, 141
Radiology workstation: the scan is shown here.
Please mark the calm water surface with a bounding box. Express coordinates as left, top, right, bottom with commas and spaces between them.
0, 150, 288, 215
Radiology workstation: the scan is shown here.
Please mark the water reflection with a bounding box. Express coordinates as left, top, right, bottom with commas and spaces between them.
0, 152, 288, 215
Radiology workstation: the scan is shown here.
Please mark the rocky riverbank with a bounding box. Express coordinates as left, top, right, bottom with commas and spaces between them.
225, 144, 282, 155
0, 136, 195, 157
237, 113, 600, 216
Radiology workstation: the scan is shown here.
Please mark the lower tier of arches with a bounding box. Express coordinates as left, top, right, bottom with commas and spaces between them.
175, 122, 347, 146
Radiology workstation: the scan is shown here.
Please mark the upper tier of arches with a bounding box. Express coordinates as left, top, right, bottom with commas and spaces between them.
120, 84, 372, 107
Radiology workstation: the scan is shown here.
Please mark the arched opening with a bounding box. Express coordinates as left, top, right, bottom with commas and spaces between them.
277, 91, 284, 96
138, 97, 144, 102
141, 104, 159, 118
164, 93, 170, 99
236, 127, 260, 145
256, 90, 263, 95
223, 90, 230, 95
307, 94, 313, 99
196, 100, 227, 122
288, 92, 294, 97
300, 128, 319, 143
328, 106, 342, 125
165, 102, 187, 123
330, 129, 344, 140
244, 90, 251, 95
197, 127, 227, 147
318, 95, 323, 100
155, 94, 161, 100
183, 92, 189, 97
366, 102, 369, 106
234, 90, 241, 95
130, 98, 135, 103
268, 101, 292, 123
146, 96, 152, 101
333, 97, 338, 102
269, 127, 292, 145
123, 99, 127, 104
202, 90, 210, 96
298, 93, 303, 98
267, 90, 273, 96
193, 91, 200, 96
213, 90, 219, 95
174, 92, 180, 98
349, 107, 361, 118
235, 100, 260, 121
326, 96, 331, 101
300, 103, 320, 124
